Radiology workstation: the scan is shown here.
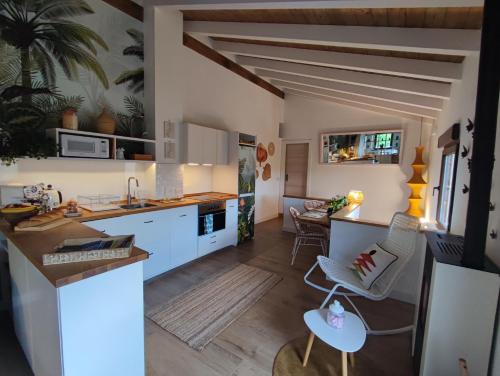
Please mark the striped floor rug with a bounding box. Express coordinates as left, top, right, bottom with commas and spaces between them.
146, 264, 282, 351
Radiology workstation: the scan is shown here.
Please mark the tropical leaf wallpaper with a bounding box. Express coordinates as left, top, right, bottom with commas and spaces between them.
0, 0, 144, 164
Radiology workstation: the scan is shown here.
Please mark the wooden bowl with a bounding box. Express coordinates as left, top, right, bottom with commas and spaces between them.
0, 206, 38, 228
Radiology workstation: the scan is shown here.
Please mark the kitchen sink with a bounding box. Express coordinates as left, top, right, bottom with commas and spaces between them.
119, 202, 157, 210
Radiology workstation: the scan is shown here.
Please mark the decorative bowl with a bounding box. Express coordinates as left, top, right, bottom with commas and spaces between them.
0, 205, 39, 228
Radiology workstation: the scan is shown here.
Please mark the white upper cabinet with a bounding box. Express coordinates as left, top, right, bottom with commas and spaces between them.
202, 126, 217, 165
216, 129, 229, 165
184, 123, 228, 165
186, 123, 204, 164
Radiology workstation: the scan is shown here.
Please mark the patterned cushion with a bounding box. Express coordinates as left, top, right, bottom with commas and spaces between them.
350, 244, 398, 289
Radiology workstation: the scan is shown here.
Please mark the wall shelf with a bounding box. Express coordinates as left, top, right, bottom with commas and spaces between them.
46, 128, 157, 162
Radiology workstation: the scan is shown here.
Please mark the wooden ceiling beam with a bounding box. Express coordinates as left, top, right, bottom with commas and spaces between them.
274, 81, 440, 118
212, 40, 462, 81
256, 69, 444, 109
183, 34, 284, 98
148, 1, 483, 10
237, 56, 452, 98
185, 21, 480, 55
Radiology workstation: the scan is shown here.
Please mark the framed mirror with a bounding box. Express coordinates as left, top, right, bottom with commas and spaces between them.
320, 130, 403, 165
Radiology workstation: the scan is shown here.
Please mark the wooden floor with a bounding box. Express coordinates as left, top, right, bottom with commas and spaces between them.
144, 217, 415, 376
0, 217, 414, 375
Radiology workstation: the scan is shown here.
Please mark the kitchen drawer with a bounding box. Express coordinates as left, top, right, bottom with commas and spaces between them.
226, 199, 238, 228
198, 232, 220, 257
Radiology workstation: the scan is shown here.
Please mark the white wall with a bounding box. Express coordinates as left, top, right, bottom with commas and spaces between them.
182, 47, 284, 222
144, 8, 284, 223
0, 159, 156, 201
282, 94, 423, 223
424, 55, 479, 234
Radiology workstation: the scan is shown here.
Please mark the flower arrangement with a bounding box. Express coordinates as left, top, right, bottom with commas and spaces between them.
328, 195, 348, 213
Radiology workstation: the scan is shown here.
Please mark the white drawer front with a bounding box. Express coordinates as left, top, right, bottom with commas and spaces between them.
198, 232, 220, 256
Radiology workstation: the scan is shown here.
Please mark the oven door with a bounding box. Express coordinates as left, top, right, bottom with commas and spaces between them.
198, 209, 226, 236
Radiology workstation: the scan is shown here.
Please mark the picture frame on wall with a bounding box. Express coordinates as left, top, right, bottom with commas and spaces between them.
320, 129, 404, 165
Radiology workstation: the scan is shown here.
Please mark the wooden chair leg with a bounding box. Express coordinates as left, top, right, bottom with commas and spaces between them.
349, 352, 355, 368
342, 351, 348, 376
302, 332, 315, 367
290, 237, 299, 265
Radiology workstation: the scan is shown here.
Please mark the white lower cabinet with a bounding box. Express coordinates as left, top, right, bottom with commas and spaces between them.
85, 202, 236, 280
170, 205, 198, 268
198, 200, 238, 257
6, 240, 145, 376
85, 206, 198, 281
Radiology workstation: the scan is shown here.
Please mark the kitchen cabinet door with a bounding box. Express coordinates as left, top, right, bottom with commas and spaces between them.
169, 205, 198, 268
186, 123, 203, 164
216, 130, 229, 165
202, 127, 217, 165
121, 211, 172, 280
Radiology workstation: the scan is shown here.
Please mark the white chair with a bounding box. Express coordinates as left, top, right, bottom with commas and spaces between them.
289, 207, 328, 266
304, 200, 326, 211
304, 212, 420, 335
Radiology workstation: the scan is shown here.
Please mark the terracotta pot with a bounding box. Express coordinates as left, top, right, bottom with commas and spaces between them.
62, 109, 78, 130
96, 109, 116, 135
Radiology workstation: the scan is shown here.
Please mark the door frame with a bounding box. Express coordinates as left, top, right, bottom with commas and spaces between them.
279, 139, 312, 213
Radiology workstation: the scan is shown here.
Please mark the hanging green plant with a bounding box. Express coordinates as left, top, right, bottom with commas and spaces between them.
0, 86, 57, 165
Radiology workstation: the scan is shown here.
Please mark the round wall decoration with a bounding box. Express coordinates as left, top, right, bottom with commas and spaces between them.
268, 142, 275, 156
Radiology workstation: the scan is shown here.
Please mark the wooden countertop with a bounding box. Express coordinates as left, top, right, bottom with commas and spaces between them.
0, 192, 237, 288
74, 192, 237, 222
284, 195, 390, 229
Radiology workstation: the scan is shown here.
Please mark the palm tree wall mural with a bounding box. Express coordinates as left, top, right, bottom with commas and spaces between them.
0, 0, 110, 103
0, 0, 145, 163
115, 29, 144, 94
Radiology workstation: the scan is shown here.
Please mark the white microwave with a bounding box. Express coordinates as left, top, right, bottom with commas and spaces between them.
60, 133, 110, 159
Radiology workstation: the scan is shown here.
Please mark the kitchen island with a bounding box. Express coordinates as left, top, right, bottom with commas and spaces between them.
0, 192, 237, 376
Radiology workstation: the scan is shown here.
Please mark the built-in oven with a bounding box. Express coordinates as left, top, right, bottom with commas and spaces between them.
198, 201, 226, 236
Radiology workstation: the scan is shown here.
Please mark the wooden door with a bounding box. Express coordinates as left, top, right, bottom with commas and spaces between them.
284, 143, 309, 196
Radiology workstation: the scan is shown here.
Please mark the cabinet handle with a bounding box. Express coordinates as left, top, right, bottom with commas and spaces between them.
100, 230, 106, 233
210, 241, 216, 244
147, 252, 155, 256
210, 235, 216, 239
144, 220, 154, 224
179, 214, 187, 217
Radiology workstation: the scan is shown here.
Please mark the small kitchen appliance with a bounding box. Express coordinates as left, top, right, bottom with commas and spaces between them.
59, 133, 110, 159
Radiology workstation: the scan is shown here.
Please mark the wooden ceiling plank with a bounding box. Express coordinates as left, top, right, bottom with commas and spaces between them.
211, 40, 463, 81
182, 7, 483, 29
464, 6, 484, 29
424, 7, 447, 28
279, 84, 439, 118
155, 1, 484, 10
185, 21, 481, 55
285, 89, 429, 122
237, 56, 452, 98
256, 69, 444, 109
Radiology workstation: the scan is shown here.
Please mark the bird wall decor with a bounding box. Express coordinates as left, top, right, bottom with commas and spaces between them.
466, 119, 474, 133
461, 146, 470, 158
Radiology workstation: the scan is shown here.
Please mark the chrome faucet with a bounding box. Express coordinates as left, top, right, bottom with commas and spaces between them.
127, 177, 139, 205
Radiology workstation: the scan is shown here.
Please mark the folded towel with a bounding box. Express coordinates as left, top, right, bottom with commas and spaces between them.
204, 214, 214, 234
